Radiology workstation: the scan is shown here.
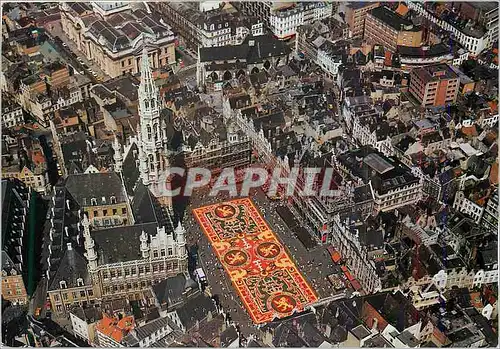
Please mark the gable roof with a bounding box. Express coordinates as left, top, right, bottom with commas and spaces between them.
48, 245, 90, 291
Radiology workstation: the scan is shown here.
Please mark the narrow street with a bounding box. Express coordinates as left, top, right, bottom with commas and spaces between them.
45, 20, 107, 80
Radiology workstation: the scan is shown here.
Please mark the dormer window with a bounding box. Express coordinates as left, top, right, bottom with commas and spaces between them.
91, 198, 97, 206
77, 278, 84, 287
60, 280, 67, 289
101, 196, 106, 204
110, 196, 116, 204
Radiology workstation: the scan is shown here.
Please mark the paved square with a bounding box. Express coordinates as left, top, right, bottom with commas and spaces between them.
193, 198, 318, 324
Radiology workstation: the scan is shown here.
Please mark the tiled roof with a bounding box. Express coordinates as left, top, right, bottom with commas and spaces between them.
96, 314, 135, 344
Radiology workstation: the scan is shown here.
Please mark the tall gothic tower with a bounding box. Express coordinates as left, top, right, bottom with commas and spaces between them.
137, 45, 171, 206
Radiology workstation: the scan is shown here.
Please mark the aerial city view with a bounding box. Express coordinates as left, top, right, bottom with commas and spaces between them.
1, 1, 499, 347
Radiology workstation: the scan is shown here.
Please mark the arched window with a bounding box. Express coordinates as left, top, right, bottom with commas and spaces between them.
147, 125, 152, 140
149, 154, 154, 171
154, 123, 159, 142
151, 99, 156, 109
145, 100, 149, 108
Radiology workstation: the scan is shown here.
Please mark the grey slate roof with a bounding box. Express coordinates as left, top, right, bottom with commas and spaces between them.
122, 142, 140, 196
175, 294, 216, 331
91, 222, 158, 264
122, 316, 172, 346
48, 246, 90, 291
152, 273, 190, 309
199, 34, 290, 64
65, 172, 127, 207
131, 182, 160, 224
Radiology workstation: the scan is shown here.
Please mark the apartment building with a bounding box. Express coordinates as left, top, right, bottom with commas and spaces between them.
364, 6, 422, 52
342, 2, 380, 38
2, 166, 47, 194
338, 147, 422, 213
407, 1, 497, 55
480, 190, 498, 233
154, 2, 263, 50
269, 2, 333, 40
1, 96, 24, 129
231, 1, 291, 27
409, 63, 459, 107
2, 252, 28, 305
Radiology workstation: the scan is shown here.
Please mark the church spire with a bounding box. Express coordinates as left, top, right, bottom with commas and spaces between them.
140, 45, 155, 96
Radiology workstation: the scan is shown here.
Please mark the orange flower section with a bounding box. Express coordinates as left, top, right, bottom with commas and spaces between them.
193, 198, 318, 324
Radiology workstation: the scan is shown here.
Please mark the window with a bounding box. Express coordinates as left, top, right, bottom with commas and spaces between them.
139, 266, 144, 274
54, 294, 60, 301
122, 208, 126, 215
72, 292, 78, 299
110, 270, 116, 278
103, 209, 108, 216
149, 154, 154, 171
160, 249, 166, 257
63, 293, 68, 300
125, 269, 130, 276
80, 290, 86, 297
168, 248, 173, 256
93, 210, 98, 217
153, 250, 158, 258
117, 269, 122, 277
88, 289, 93, 297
